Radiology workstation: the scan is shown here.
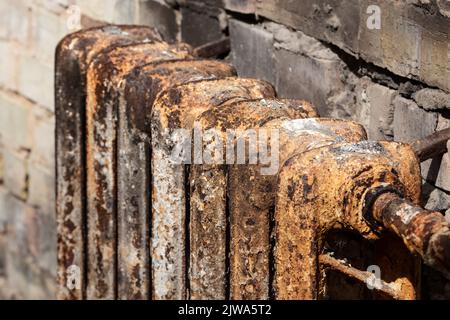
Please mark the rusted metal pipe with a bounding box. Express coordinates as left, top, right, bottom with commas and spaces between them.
319, 254, 407, 300
410, 127, 450, 161
371, 192, 450, 279
274, 141, 422, 299
193, 37, 231, 58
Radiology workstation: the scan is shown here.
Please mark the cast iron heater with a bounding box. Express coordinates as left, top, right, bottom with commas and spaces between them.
55, 25, 450, 300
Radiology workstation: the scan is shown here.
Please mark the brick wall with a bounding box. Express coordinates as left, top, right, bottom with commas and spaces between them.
179, 0, 450, 298
0, 0, 449, 299
0, 0, 180, 299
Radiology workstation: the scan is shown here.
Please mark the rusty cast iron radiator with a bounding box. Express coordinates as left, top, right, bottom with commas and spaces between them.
55, 25, 450, 300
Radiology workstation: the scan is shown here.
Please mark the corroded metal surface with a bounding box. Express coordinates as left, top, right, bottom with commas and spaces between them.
321, 231, 420, 300
55, 25, 161, 300
86, 41, 192, 299
229, 118, 367, 300
189, 99, 319, 300
56, 26, 449, 301
319, 253, 405, 299
117, 59, 235, 299
188, 99, 367, 300
372, 192, 450, 279
151, 78, 275, 299
274, 141, 421, 299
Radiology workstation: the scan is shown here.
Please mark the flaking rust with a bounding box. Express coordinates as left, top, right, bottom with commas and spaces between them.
86, 41, 193, 299
189, 99, 318, 300
372, 192, 450, 279
151, 78, 275, 300
189, 100, 368, 300
117, 59, 235, 299
56, 26, 450, 301
274, 141, 421, 299
228, 117, 367, 300
55, 25, 161, 300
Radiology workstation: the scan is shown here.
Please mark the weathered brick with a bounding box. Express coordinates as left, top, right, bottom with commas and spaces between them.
392, 96, 447, 190
413, 88, 450, 111
30, 107, 55, 168
274, 46, 349, 118
181, 1, 226, 46
423, 181, 450, 212
419, 118, 450, 192
268, 20, 349, 115
0, 187, 7, 233
359, 82, 397, 140
76, 0, 138, 24
34, 209, 57, 275
222, 0, 450, 92
0, 146, 4, 185
378, 2, 421, 80
28, 163, 54, 216
3, 150, 29, 201
0, 41, 19, 91
393, 96, 438, 142
33, 0, 68, 13
138, 0, 179, 42
435, 149, 450, 192
3, 193, 29, 253
31, 3, 69, 63
0, 188, 8, 291
229, 19, 276, 85
229, 20, 357, 118
437, 113, 450, 131
422, 152, 450, 192
222, 0, 255, 13
0, 0, 32, 45
0, 90, 33, 150
17, 53, 53, 108
3, 192, 56, 298
5, 248, 55, 299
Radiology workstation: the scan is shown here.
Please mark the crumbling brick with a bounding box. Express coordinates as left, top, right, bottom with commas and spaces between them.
222, 0, 450, 92
413, 88, 450, 111
423, 181, 450, 212
229, 20, 358, 118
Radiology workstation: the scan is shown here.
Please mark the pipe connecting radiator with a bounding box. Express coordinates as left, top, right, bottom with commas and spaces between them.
55, 25, 450, 300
